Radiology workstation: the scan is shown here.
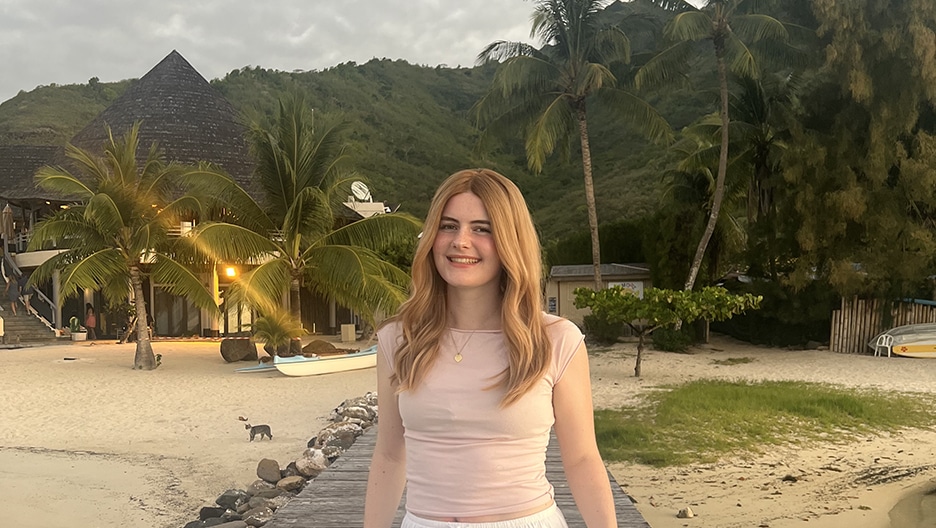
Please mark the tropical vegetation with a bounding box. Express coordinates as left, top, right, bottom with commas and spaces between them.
638, 0, 798, 290
4, 0, 936, 346
183, 95, 421, 339
574, 285, 761, 376
27, 123, 221, 369
474, 0, 672, 289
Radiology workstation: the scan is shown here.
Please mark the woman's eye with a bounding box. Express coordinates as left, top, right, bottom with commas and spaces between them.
474, 227, 492, 234
440, 223, 457, 231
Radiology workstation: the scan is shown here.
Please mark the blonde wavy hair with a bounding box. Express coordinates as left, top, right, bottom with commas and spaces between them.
388, 168, 550, 406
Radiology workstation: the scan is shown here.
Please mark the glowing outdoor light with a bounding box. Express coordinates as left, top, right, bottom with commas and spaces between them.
225, 267, 237, 278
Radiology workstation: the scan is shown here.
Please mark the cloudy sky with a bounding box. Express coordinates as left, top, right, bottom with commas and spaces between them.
0, 0, 543, 103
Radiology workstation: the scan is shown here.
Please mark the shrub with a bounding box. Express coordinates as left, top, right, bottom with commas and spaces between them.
651, 326, 694, 352
583, 313, 624, 345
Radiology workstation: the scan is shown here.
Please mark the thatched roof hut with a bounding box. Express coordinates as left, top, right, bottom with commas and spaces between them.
0, 50, 257, 208
64, 50, 256, 194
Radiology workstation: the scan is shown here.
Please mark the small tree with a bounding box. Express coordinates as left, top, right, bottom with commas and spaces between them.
251, 308, 305, 357
575, 286, 761, 376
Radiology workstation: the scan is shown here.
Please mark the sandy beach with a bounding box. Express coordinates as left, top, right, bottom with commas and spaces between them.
593, 335, 936, 528
1, 335, 934, 527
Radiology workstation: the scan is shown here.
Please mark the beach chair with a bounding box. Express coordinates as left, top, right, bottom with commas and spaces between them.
874, 333, 894, 357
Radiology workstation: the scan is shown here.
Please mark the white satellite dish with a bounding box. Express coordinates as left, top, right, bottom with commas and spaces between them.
351, 181, 372, 202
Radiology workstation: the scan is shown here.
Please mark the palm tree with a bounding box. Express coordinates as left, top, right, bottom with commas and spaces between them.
184, 95, 420, 335
29, 123, 221, 370
474, 0, 672, 290
660, 121, 748, 285
637, 0, 793, 290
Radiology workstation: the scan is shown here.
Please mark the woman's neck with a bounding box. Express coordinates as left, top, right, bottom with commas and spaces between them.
446, 287, 502, 330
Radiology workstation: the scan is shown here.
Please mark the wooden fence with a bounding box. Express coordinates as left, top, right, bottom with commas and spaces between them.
831, 298, 936, 354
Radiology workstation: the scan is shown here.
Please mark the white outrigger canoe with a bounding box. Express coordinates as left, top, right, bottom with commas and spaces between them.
869, 323, 936, 358
272, 344, 378, 376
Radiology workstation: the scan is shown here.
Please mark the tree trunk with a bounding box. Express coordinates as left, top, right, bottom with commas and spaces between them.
576, 102, 603, 290
635, 331, 645, 377
290, 277, 302, 327
130, 266, 156, 370
684, 39, 730, 292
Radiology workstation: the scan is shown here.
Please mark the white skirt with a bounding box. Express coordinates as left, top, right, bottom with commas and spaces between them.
401, 504, 568, 528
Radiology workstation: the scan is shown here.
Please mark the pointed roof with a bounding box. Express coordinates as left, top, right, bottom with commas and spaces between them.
0, 145, 59, 203
65, 50, 257, 195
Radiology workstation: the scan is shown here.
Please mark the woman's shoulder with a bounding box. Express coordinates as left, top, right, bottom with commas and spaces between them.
376, 318, 404, 342
541, 313, 583, 339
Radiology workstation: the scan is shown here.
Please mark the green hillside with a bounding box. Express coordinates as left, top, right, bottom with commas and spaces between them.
0, 1, 713, 243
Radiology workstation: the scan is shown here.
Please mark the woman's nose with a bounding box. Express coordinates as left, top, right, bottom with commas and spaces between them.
452, 228, 470, 248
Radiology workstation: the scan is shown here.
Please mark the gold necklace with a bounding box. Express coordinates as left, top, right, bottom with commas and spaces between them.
452, 331, 475, 363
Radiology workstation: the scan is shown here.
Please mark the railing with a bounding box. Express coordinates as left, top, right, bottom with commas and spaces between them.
2, 234, 57, 329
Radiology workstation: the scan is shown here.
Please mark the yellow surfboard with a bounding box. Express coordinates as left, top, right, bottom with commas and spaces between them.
892, 344, 936, 358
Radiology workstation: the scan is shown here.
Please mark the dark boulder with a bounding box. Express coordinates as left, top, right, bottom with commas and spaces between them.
221, 338, 258, 363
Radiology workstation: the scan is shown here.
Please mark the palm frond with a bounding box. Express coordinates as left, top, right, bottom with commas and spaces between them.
188, 222, 281, 263
99, 273, 133, 306
149, 256, 220, 313
302, 119, 351, 191
283, 186, 333, 255
304, 245, 410, 323
224, 259, 291, 315
58, 249, 129, 300
724, 33, 759, 79
526, 96, 575, 172
594, 88, 674, 145
34, 168, 94, 199
84, 192, 126, 237
251, 119, 295, 214
647, 0, 698, 12
731, 14, 789, 43
159, 195, 202, 225
634, 40, 694, 91
592, 26, 631, 66
27, 212, 103, 252
62, 142, 110, 183
109, 123, 142, 186
180, 169, 275, 234
251, 309, 305, 347
318, 212, 422, 251
477, 40, 540, 64
493, 55, 559, 98
577, 62, 618, 94
665, 11, 713, 42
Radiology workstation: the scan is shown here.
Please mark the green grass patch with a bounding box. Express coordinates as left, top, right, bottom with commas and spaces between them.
711, 357, 755, 366
595, 379, 936, 467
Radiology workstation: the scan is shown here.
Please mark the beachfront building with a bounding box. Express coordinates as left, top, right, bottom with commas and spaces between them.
0, 51, 383, 339
545, 263, 652, 326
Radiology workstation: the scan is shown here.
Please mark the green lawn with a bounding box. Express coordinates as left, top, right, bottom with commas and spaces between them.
595, 379, 936, 467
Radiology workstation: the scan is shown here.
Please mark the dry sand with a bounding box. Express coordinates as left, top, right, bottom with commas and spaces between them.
0, 338, 376, 528
0, 334, 934, 527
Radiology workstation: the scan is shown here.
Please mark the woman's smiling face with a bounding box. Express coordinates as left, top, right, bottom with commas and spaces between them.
432, 192, 502, 294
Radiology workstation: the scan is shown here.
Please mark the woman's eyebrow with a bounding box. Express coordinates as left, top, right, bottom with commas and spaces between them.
440, 216, 491, 225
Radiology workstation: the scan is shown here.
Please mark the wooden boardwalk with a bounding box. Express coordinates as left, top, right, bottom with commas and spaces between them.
267, 428, 649, 528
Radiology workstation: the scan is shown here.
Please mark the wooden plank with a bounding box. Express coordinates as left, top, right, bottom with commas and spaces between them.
267, 427, 649, 528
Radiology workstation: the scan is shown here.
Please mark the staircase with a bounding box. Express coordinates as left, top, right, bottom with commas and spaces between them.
0, 310, 59, 345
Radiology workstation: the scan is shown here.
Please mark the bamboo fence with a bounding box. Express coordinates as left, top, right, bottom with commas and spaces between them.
831, 297, 936, 354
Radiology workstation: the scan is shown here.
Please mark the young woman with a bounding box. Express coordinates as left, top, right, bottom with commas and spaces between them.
364, 169, 616, 528
85, 303, 97, 340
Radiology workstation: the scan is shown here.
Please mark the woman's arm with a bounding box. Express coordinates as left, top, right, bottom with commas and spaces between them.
553, 342, 617, 528
363, 355, 407, 528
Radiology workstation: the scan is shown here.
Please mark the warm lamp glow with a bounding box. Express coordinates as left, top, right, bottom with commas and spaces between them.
225, 267, 237, 277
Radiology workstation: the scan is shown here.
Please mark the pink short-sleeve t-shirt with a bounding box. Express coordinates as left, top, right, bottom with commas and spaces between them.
377, 314, 584, 518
